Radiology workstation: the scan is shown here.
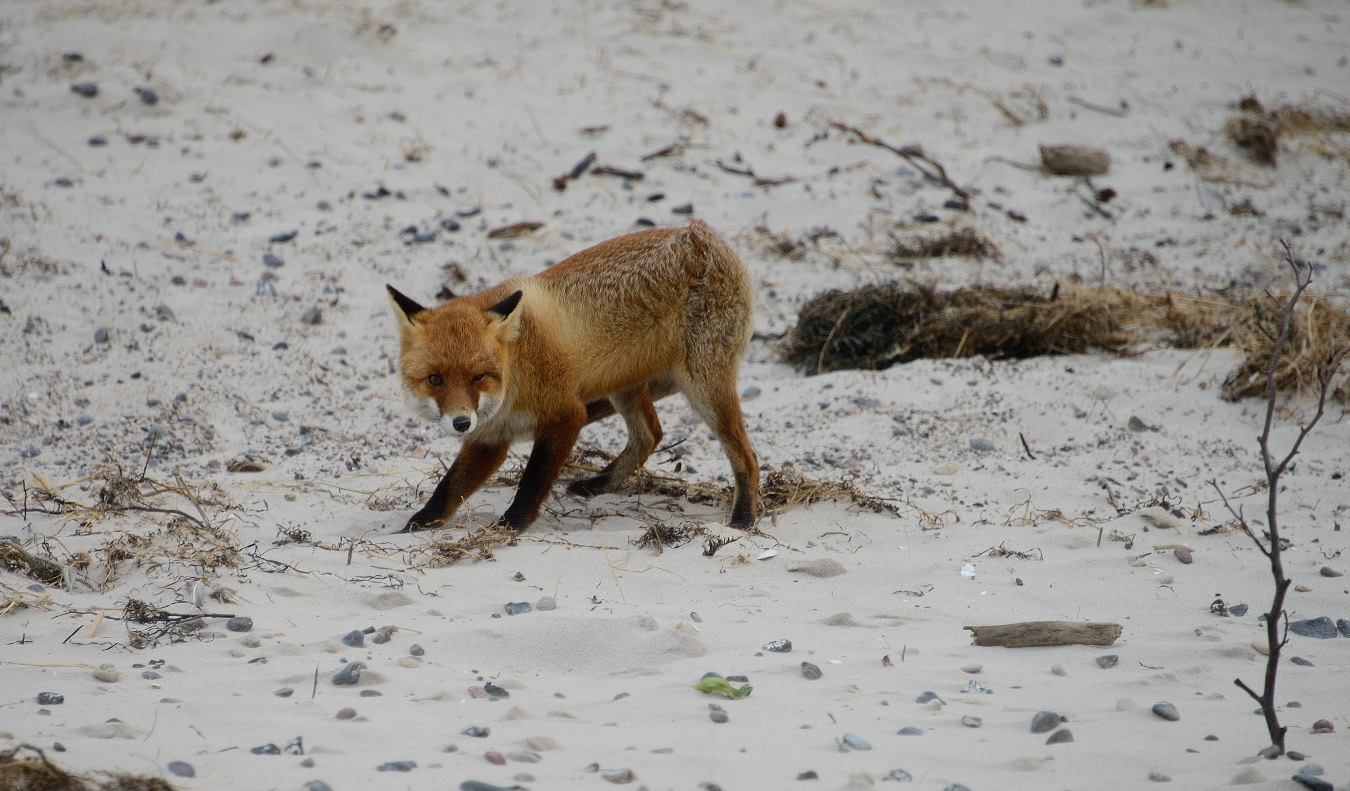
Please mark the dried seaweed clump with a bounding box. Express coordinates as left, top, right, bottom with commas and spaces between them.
0, 538, 65, 585
0, 744, 176, 791
413, 523, 520, 567
1226, 95, 1350, 166
783, 282, 1128, 375
891, 227, 997, 261
1221, 292, 1350, 402
760, 464, 897, 516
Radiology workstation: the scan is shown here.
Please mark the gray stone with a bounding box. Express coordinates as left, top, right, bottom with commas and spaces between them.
915, 691, 944, 705
1289, 617, 1337, 639
840, 733, 871, 751
36, 692, 63, 705
300, 306, 322, 325
1152, 702, 1179, 721
762, 638, 792, 652
504, 601, 531, 615
94, 328, 109, 343
969, 437, 996, 452
226, 616, 253, 632
896, 726, 924, 736
1291, 776, 1333, 791
1338, 619, 1350, 638
1228, 603, 1249, 617
800, 662, 822, 680
340, 629, 365, 647
884, 769, 913, 781
1318, 566, 1342, 577
1046, 728, 1074, 744
376, 761, 416, 772
166, 761, 195, 778
331, 661, 365, 686
1097, 654, 1119, 669
1031, 710, 1063, 733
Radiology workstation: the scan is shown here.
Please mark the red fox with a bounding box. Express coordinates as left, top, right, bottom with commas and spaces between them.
387, 220, 759, 533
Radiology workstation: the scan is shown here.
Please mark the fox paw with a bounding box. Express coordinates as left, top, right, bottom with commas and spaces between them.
565, 476, 610, 498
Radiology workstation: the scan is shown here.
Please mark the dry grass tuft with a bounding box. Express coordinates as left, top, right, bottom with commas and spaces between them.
890, 227, 997, 261
1226, 95, 1350, 165
782, 280, 1350, 401
0, 744, 176, 791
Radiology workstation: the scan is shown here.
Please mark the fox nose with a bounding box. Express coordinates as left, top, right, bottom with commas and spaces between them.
452, 416, 472, 433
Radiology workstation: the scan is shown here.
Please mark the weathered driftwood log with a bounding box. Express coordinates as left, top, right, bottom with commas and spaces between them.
963, 620, 1122, 647
1039, 144, 1111, 176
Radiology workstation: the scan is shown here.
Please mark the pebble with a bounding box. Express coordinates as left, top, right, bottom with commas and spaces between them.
741, 386, 761, 398
263, 253, 284, 268
441, 218, 461, 232
961, 680, 992, 694
481, 681, 509, 699
969, 437, 996, 451
1031, 711, 1063, 733
141, 670, 162, 680
1152, 702, 1179, 721
89, 135, 107, 147
1291, 776, 1333, 791
341, 629, 365, 647
37, 692, 64, 705
93, 664, 121, 683
1338, 619, 1350, 638
896, 726, 924, 736
800, 662, 822, 680
942, 785, 973, 791
305, 782, 333, 791
377, 761, 416, 772
485, 751, 505, 765
527, 736, 560, 751
371, 628, 392, 645
601, 768, 635, 784
1097, 654, 1119, 669
269, 230, 298, 243
134, 86, 158, 105
763, 638, 792, 653
840, 733, 871, 751
710, 709, 728, 724
1289, 617, 1337, 639
504, 601, 531, 615
787, 559, 847, 578
20, 447, 40, 458
536, 596, 556, 611
331, 662, 365, 686
252, 744, 281, 755
300, 307, 323, 325
885, 769, 913, 781
797, 771, 819, 780
1148, 771, 1171, 782
1229, 603, 1249, 617
1299, 764, 1325, 777
1318, 566, 1342, 577
360, 689, 382, 697
76, 413, 93, 426
961, 664, 982, 674
1045, 728, 1074, 744
914, 691, 943, 705
275, 688, 294, 697
1051, 664, 1067, 676
94, 327, 109, 343
71, 82, 98, 97
226, 616, 253, 632
1252, 638, 1270, 656
1173, 547, 1193, 564
961, 716, 982, 728
506, 751, 541, 763
409, 644, 425, 657
336, 707, 357, 720
1310, 719, 1333, 734
462, 725, 489, 738
1290, 656, 1313, 667
166, 761, 195, 778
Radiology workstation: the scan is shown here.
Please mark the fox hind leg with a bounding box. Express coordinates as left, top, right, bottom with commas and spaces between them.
681, 374, 759, 530
568, 382, 662, 497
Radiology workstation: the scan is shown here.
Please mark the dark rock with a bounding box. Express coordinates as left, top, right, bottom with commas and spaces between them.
331, 661, 365, 686
504, 601, 531, 616
896, 726, 924, 736
1152, 701, 1180, 721
1291, 775, 1333, 791
89, 136, 107, 147
1289, 616, 1337, 639
376, 761, 416, 772
1031, 711, 1062, 733
300, 307, 322, 325
226, 616, 253, 632
341, 629, 365, 647
134, 87, 158, 105
166, 761, 195, 778
269, 230, 298, 243
441, 218, 461, 232
483, 681, 509, 699
251, 744, 281, 755
763, 638, 792, 653
263, 253, 284, 268
1318, 566, 1343, 577
915, 691, 944, 705
1337, 618, 1350, 638
1046, 728, 1074, 744
800, 662, 822, 680
884, 769, 913, 781
1290, 656, 1314, 666
461, 725, 489, 738
796, 771, 818, 780
1228, 603, 1249, 617
359, 689, 382, 697
410, 644, 425, 656
370, 629, 391, 645
1097, 654, 1119, 669
37, 692, 64, 706
141, 671, 162, 680
71, 82, 98, 97
305, 782, 333, 791
94, 328, 109, 343
709, 709, 728, 723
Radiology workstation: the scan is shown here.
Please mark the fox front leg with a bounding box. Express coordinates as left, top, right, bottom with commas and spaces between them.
402, 441, 509, 532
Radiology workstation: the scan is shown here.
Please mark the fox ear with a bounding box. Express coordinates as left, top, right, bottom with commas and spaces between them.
486, 290, 523, 320
387, 285, 426, 323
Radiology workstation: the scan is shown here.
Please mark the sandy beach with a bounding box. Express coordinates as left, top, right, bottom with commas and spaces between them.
2, 1, 1348, 789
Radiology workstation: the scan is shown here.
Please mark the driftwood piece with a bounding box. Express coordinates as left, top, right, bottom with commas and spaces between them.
1039, 144, 1111, 176
964, 620, 1122, 647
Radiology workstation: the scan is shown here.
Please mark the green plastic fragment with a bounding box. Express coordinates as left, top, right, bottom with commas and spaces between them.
693, 676, 753, 699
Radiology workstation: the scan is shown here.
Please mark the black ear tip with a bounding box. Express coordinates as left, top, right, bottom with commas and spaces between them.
487, 289, 524, 319
388, 285, 427, 318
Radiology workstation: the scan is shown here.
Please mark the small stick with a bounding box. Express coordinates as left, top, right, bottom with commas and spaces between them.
1067, 96, 1128, 117
829, 121, 971, 199
87, 608, 109, 638
1019, 432, 1036, 460
553, 150, 596, 191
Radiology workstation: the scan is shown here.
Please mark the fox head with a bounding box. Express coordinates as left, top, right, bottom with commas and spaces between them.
387, 285, 523, 438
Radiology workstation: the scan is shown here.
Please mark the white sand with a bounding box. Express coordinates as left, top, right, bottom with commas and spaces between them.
2, 1, 1348, 789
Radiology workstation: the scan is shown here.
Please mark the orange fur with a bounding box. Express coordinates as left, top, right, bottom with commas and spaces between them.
388, 221, 759, 532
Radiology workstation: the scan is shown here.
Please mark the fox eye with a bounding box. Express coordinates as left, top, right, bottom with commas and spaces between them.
427, 373, 443, 387
471, 373, 486, 382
